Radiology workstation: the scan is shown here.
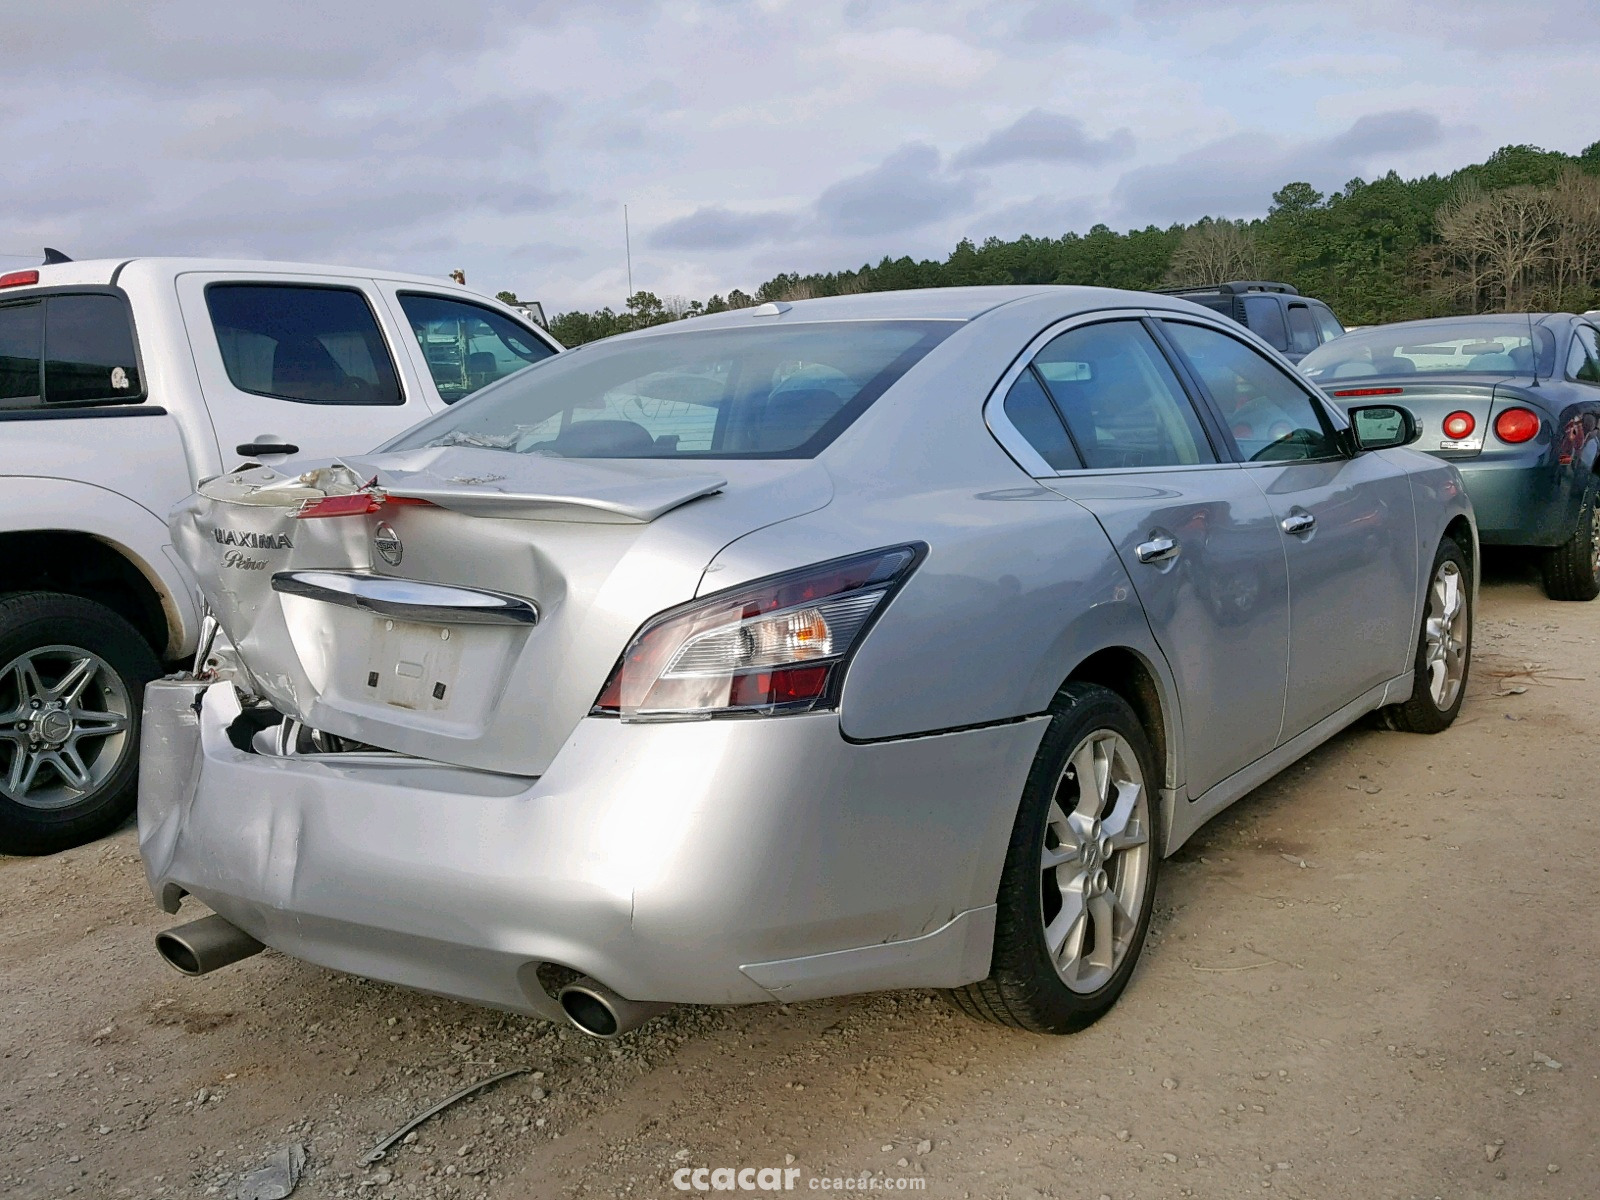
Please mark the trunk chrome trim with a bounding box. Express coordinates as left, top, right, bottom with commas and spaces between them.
271, 570, 540, 626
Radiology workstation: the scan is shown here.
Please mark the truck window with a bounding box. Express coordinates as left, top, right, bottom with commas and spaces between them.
206, 284, 403, 405
396, 293, 556, 404
44, 293, 142, 405
1285, 304, 1319, 355
1311, 303, 1344, 343
0, 302, 42, 405
1240, 295, 1287, 350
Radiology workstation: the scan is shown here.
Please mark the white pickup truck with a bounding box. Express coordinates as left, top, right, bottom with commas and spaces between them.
0, 255, 561, 853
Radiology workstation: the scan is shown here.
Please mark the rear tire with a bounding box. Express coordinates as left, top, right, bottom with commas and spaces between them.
1381, 539, 1471, 734
1540, 483, 1600, 601
947, 683, 1161, 1034
0, 593, 160, 856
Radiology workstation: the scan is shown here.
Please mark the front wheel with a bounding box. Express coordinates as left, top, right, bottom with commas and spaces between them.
1540, 483, 1600, 601
947, 683, 1161, 1034
0, 593, 160, 855
1380, 539, 1471, 734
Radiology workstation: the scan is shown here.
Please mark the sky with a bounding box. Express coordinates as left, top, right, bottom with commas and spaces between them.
3, 0, 1598, 313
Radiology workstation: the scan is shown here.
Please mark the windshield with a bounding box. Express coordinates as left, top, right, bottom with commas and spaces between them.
1300, 320, 1556, 380
386, 320, 953, 459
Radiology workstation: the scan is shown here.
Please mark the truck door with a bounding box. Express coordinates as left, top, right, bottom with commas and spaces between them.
175, 272, 442, 469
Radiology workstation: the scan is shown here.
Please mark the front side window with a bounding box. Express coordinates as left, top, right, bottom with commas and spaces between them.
0, 302, 42, 406
1285, 304, 1319, 355
1027, 321, 1216, 470
1163, 320, 1339, 462
205, 284, 403, 405
388, 320, 951, 459
44, 293, 142, 404
397, 293, 556, 404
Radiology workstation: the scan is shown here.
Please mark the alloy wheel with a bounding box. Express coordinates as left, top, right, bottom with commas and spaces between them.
0, 645, 132, 809
1590, 501, 1600, 583
1423, 560, 1468, 710
1038, 730, 1152, 993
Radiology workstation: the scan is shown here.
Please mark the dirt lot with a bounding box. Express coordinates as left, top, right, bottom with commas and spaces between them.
3, 558, 1598, 1200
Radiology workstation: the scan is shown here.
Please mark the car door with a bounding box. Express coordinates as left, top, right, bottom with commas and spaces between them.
175, 272, 441, 467
1158, 317, 1418, 740
988, 313, 1291, 796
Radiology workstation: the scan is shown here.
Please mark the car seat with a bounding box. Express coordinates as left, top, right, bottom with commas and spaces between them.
551, 419, 655, 456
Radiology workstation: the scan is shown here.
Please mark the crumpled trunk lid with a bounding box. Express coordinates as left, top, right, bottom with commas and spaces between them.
171, 447, 832, 775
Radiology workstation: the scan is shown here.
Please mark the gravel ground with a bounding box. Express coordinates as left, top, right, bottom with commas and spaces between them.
2, 557, 1597, 1199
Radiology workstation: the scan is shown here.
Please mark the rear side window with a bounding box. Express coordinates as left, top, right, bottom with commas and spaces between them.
1001, 369, 1080, 471
0, 302, 41, 405
1568, 325, 1600, 384
1163, 320, 1339, 462
1028, 321, 1216, 470
1285, 304, 1319, 355
206, 285, 403, 405
1311, 304, 1344, 342
397, 293, 556, 404
45, 294, 142, 404
1241, 295, 1286, 350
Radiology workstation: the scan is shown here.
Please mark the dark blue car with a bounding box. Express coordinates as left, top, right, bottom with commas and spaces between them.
1302, 314, 1600, 600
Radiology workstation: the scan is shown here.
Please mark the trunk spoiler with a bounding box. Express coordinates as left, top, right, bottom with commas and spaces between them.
196, 453, 727, 525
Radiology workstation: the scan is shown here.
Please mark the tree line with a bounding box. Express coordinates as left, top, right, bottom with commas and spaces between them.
545, 141, 1600, 346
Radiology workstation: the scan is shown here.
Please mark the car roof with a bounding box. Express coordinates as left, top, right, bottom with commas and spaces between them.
604, 285, 1220, 339
11, 256, 482, 292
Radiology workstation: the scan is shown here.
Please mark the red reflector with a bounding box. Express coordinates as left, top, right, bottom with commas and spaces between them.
1442, 411, 1475, 440
382, 495, 435, 507
295, 493, 381, 519
1493, 407, 1540, 444
1332, 386, 1405, 397
727, 664, 832, 707
0, 269, 39, 288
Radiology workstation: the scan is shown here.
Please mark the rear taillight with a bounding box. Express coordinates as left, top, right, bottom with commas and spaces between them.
1493, 407, 1540, 444
1442, 411, 1475, 440
295, 492, 435, 519
592, 544, 924, 720
0, 269, 39, 288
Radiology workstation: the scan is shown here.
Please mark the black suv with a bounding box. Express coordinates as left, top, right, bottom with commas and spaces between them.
1160, 282, 1344, 364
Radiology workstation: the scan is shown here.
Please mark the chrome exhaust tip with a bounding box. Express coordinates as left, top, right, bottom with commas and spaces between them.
155, 914, 265, 976
556, 977, 669, 1039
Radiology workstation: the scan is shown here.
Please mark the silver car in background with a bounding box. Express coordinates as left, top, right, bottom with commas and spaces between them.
141, 287, 1476, 1037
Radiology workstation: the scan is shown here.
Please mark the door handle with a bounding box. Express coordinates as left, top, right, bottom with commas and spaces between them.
236, 441, 300, 457
1135, 534, 1180, 564
1281, 511, 1316, 536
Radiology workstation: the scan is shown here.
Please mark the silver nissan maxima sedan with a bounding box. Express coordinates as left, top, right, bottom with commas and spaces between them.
141, 286, 1476, 1037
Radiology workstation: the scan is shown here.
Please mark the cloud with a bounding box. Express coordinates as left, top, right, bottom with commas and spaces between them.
1111, 108, 1447, 226
1015, 3, 1118, 41
815, 143, 979, 238
954, 109, 1134, 170
648, 206, 798, 251
830, 26, 996, 86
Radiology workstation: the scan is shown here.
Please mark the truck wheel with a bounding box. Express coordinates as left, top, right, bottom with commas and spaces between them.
0, 593, 160, 855
947, 683, 1161, 1034
1540, 482, 1600, 601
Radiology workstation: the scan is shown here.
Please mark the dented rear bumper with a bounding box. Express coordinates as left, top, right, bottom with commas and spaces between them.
139, 679, 1044, 1019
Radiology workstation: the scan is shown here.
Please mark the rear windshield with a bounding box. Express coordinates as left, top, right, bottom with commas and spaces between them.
387, 320, 952, 459
1300, 320, 1556, 380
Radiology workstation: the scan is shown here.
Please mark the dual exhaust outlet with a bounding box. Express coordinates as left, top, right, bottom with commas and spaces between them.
154, 915, 667, 1039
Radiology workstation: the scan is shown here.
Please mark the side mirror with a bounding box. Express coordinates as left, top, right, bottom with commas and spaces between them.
1346, 403, 1421, 452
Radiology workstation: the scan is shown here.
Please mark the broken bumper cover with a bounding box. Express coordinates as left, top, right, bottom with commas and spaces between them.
139, 680, 1045, 1020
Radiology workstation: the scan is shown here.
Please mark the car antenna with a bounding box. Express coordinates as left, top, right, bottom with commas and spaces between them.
1527, 310, 1540, 388
42, 247, 72, 265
